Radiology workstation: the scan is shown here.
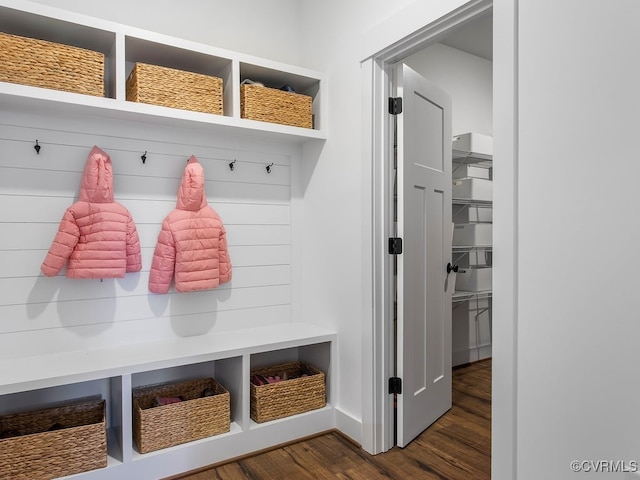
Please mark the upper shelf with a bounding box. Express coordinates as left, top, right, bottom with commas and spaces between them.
452, 132, 493, 164
453, 246, 493, 253
452, 198, 493, 206
452, 290, 492, 303
452, 150, 492, 164
0, 0, 327, 143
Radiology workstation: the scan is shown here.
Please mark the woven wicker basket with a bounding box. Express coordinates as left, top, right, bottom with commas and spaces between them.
0, 31, 105, 97
240, 84, 313, 129
127, 62, 223, 115
250, 361, 326, 423
0, 399, 107, 480
133, 377, 230, 453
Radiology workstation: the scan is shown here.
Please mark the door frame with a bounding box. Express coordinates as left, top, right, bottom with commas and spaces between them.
360, 1, 519, 477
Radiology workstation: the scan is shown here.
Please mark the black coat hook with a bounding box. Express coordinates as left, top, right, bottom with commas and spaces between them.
266, 163, 274, 174
229, 159, 236, 171
34, 140, 41, 154
141, 151, 147, 164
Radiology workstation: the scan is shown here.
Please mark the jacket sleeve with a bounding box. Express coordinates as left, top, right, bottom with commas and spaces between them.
125, 212, 142, 272
41, 209, 80, 277
148, 219, 176, 294
218, 226, 232, 285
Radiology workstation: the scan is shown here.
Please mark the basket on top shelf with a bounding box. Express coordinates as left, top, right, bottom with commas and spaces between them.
250, 361, 326, 423
133, 377, 230, 454
0, 399, 107, 480
0, 31, 105, 97
241, 84, 313, 129
126, 62, 223, 115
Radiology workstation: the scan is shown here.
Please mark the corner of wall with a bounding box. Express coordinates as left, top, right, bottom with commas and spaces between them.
334, 407, 362, 446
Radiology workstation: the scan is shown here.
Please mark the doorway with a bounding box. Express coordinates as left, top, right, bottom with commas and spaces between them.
402, 22, 493, 367
362, 0, 499, 457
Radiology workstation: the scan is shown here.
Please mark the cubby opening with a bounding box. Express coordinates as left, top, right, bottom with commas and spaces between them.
240, 62, 321, 129
124, 36, 233, 116
0, 377, 124, 465
131, 356, 243, 448
0, 5, 117, 99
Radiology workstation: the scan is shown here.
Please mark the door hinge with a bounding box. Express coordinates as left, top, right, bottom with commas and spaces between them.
389, 377, 402, 394
388, 237, 403, 255
388, 97, 403, 115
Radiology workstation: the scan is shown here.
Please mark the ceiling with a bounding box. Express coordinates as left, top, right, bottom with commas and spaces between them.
440, 12, 493, 61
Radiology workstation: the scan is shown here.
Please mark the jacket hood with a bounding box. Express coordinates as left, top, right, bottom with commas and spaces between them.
176, 156, 208, 211
79, 146, 114, 203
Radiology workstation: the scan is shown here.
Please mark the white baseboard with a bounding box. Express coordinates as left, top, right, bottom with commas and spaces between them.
453, 344, 492, 367
478, 343, 492, 360
453, 349, 476, 366
335, 407, 362, 445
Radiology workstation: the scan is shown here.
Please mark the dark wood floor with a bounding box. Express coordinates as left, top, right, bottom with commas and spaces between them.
170, 359, 491, 480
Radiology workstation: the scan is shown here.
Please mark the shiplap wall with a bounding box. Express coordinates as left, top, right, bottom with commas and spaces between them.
0, 109, 298, 359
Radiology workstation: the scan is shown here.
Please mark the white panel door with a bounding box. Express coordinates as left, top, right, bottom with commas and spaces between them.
396, 63, 453, 448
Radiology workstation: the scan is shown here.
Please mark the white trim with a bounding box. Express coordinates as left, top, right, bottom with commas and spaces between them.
492, 0, 518, 477
359, 0, 490, 63
334, 407, 362, 445
361, 56, 394, 455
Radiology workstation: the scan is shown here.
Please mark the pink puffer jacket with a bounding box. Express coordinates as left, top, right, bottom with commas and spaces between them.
41, 146, 142, 278
149, 156, 232, 293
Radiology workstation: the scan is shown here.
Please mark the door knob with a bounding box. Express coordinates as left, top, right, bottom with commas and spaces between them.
446, 263, 458, 274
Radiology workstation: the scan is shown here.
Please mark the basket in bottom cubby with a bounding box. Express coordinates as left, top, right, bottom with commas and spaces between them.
0, 399, 107, 480
133, 377, 230, 453
250, 361, 326, 423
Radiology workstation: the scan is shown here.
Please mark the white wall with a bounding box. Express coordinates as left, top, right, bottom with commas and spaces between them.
33, 1, 640, 477
0, 108, 298, 357
404, 43, 492, 136
298, 0, 472, 443
26, 0, 304, 65
514, 0, 640, 477
18, 3, 638, 478
492, 0, 517, 477
4, 1, 480, 446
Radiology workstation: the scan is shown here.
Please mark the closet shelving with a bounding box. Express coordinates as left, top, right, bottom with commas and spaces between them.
451, 135, 493, 304
451, 133, 493, 366
452, 245, 493, 302
0, 0, 326, 143
0, 1, 333, 478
